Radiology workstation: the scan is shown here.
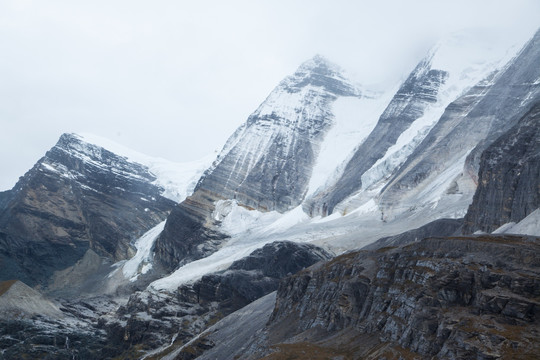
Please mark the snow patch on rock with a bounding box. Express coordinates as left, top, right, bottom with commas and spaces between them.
122, 221, 166, 281
492, 209, 540, 236
307, 90, 393, 196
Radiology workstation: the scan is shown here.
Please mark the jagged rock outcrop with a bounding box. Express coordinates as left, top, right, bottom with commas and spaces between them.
463, 101, 540, 234
0, 133, 176, 287
177, 241, 331, 313
155, 55, 362, 272
109, 241, 330, 359
232, 235, 540, 359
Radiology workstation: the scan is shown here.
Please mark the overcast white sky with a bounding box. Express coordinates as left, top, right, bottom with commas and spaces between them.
1, 0, 539, 190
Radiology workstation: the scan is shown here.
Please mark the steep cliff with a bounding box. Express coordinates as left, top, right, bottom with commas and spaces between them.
220, 235, 540, 359
463, 101, 540, 233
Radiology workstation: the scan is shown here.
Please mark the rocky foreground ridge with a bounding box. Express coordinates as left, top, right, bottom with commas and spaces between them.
230, 234, 540, 360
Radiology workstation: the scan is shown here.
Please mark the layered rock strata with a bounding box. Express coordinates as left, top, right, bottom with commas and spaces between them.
0, 133, 175, 287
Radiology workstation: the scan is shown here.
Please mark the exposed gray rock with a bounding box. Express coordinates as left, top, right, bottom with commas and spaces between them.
167, 292, 277, 360
463, 101, 540, 233
0, 133, 175, 288
0, 280, 62, 319
245, 235, 540, 359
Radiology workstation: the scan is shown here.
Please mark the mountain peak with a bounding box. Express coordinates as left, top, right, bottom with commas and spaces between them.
54, 132, 163, 170
298, 54, 339, 72
50, 132, 213, 203
419, 28, 528, 87
280, 55, 361, 97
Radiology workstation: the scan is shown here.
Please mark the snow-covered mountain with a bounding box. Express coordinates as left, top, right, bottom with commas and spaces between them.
306, 29, 535, 219
152, 28, 540, 281
153, 55, 382, 271
194, 55, 364, 213
1, 28, 539, 360
0, 133, 212, 290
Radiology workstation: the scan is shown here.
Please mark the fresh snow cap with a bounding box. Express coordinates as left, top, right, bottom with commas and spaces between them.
54, 133, 214, 203
280, 54, 363, 97
425, 28, 529, 96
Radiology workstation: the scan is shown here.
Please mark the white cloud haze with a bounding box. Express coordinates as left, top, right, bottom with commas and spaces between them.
1, 0, 539, 190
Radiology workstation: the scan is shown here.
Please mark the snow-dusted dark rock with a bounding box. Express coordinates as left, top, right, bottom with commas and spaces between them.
0, 133, 176, 287
155, 55, 362, 271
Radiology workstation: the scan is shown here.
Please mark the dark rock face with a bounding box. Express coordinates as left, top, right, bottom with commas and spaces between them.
0, 133, 175, 287
112, 241, 331, 358
178, 241, 332, 313
228, 240, 332, 277
0, 295, 123, 360
463, 102, 540, 234
154, 56, 360, 272
153, 195, 227, 272
257, 235, 540, 359
305, 57, 448, 216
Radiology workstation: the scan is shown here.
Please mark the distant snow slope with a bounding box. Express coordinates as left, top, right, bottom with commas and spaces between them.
492, 209, 540, 236
306, 89, 394, 196
308, 28, 532, 218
